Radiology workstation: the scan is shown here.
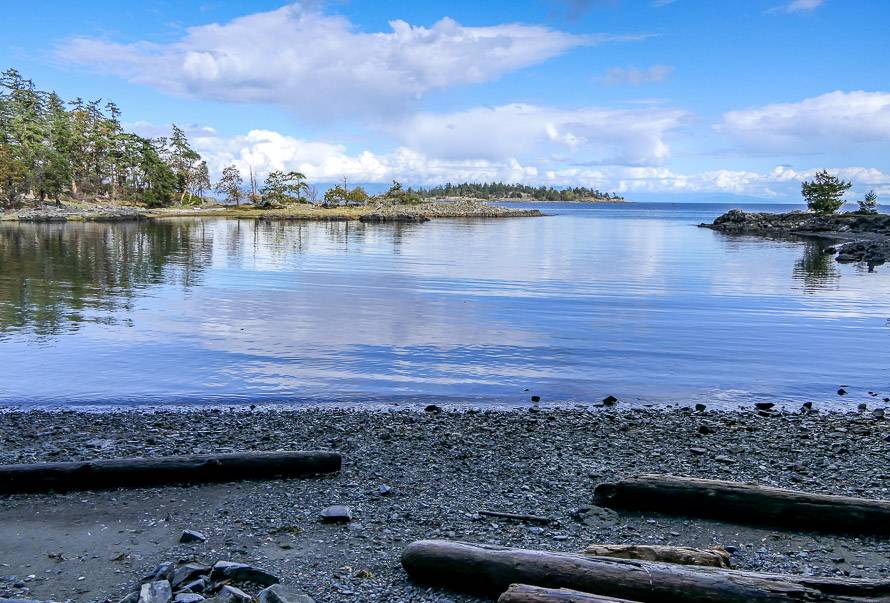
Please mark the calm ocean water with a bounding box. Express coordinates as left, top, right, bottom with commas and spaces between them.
1, 202, 888, 409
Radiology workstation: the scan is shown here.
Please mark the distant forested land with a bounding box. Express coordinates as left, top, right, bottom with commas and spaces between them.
418, 182, 624, 202
0, 68, 209, 209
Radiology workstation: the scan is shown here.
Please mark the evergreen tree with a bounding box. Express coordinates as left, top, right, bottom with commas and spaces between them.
259, 170, 309, 206
215, 165, 243, 205
859, 190, 878, 214
801, 170, 851, 215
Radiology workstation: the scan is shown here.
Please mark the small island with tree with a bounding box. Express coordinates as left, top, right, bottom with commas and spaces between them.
703, 169, 888, 267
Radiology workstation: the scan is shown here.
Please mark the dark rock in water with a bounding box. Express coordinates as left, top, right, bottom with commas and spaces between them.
873, 409, 886, 420
179, 530, 207, 544
530, 395, 541, 403
754, 402, 775, 411
602, 395, 618, 406
209, 561, 279, 586
257, 584, 315, 603
320, 505, 352, 523
702, 209, 890, 266
858, 403, 868, 411
694, 403, 706, 412
139, 580, 173, 603
838, 388, 848, 396
884, 397, 890, 403
208, 585, 251, 603
424, 404, 441, 413
143, 562, 176, 584
359, 213, 430, 223
171, 563, 211, 589
801, 401, 813, 411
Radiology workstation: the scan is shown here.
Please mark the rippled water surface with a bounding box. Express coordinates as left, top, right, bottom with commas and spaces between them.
1, 202, 888, 408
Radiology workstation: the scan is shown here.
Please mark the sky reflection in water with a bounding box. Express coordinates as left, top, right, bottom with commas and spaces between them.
0, 203, 888, 409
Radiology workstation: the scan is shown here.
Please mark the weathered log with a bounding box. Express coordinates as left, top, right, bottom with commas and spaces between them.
499, 584, 640, 602
0, 451, 341, 493
580, 544, 730, 568
401, 539, 890, 602
594, 474, 890, 534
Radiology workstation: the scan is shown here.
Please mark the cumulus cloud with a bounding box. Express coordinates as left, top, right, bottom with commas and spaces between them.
600, 65, 674, 86
58, 3, 639, 119
717, 91, 890, 151
767, 0, 825, 14
390, 103, 686, 166
188, 127, 890, 198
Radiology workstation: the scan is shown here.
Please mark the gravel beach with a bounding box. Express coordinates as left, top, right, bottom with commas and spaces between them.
1, 405, 889, 602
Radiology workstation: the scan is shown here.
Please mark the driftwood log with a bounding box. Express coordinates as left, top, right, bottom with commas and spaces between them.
401, 540, 890, 602
0, 451, 341, 493
499, 584, 640, 602
581, 544, 731, 568
594, 474, 890, 534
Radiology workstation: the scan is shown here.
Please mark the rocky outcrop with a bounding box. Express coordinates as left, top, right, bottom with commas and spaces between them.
358, 213, 430, 223
702, 209, 890, 265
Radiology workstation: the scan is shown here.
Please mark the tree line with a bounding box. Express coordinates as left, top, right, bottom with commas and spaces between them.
417, 182, 623, 202
801, 170, 879, 215
0, 68, 211, 208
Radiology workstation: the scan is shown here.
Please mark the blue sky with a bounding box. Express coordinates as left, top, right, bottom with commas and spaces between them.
4, 0, 889, 200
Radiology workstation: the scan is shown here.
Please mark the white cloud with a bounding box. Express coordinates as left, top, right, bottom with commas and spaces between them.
600, 65, 674, 86
190, 127, 890, 198
767, 0, 825, 14
58, 3, 639, 119
717, 91, 890, 151
391, 103, 687, 166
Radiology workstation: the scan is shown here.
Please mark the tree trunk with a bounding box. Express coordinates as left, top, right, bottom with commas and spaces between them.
0, 450, 341, 494
580, 544, 730, 568
401, 540, 890, 602
594, 474, 890, 534
499, 584, 640, 603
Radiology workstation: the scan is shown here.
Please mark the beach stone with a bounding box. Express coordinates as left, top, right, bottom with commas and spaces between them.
256, 584, 315, 603
424, 404, 441, 413
209, 561, 279, 586
171, 563, 211, 589
602, 395, 618, 406
694, 403, 706, 412
754, 402, 775, 411
377, 484, 392, 496
207, 586, 251, 603
179, 530, 207, 544
180, 577, 210, 593
118, 593, 140, 603
173, 595, 204, 603
573, 505, 619, 526
142, 563, 175, 584
320, 505, 352, 523
139, 580, 172, 603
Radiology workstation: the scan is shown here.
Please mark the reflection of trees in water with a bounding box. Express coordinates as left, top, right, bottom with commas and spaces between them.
794, 240, 840, 291
0, 218, 427, 338
0, 220, 213, 337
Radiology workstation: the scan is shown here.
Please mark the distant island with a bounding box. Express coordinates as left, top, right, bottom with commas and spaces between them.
417, 182, 624, 203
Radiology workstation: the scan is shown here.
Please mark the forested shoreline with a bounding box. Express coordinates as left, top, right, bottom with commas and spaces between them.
0, 68, 211, 208
418, 182, 623, 202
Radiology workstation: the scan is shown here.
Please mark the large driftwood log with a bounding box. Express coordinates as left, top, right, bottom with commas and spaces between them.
401, 540, 890, 602
0, 451, 341, 493
499, 584, 640, 602
581, 544, 730, 568
594, 474, 890, 534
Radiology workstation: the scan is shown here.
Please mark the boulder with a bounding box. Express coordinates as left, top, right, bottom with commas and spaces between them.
257, 584, 316, 603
